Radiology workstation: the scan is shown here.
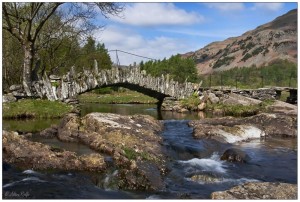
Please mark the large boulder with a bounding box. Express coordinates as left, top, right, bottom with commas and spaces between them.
30, 112, 167, 191
189, 113, 297, 143
2, 130, 106, 172
211, 182, 297, 199
266, 100, 297, 116
221, 93, 262, 106
78, 113, 166, 191
190, 123, 265, 143
57, 113, 81, 142
208, 93, 219, 104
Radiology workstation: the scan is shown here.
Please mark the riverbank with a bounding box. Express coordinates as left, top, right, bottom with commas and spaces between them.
3, 99, 73, 119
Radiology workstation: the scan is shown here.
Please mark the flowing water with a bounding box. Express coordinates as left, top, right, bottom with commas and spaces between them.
2, 103, 297, 199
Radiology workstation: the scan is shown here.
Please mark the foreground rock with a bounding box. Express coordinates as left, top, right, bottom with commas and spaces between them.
189, 113, 297, 143
211, 182, 297, 199
2, 130, 106, 172
37, 113, 166, 191
79, 113, 166, 191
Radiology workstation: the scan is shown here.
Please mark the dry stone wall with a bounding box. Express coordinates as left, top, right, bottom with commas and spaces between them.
31, 63, 196, 102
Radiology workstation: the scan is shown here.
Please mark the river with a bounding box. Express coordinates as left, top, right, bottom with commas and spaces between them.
2, 103, 297, 199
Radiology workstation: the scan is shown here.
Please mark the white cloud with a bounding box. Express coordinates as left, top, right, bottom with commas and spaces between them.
204, 3, 245, 11
251, 3, 284, 11
159, 28, 247, 39
94, 26, 199, 65
110, 3, 205, 26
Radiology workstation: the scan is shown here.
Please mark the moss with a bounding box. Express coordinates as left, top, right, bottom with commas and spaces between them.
123, 147, 152, 161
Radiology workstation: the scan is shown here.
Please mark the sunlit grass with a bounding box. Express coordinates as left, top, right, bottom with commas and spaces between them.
3, 99, 73, 119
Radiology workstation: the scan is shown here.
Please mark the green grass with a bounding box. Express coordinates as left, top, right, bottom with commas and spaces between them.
206, 99, 275, 117
180, 94, 201, 110
78, 88, 158, 104
3, 99, 73, 119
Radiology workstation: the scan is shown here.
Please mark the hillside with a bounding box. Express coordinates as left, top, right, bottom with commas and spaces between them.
182, 9, 297, 75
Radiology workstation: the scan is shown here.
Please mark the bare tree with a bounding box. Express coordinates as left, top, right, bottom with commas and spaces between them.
2, 2, 123, 96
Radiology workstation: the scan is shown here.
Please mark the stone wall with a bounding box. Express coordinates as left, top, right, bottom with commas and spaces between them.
199, 87, 279, 101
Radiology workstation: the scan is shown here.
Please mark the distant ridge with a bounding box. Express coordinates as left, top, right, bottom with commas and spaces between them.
181, 9, 297, 75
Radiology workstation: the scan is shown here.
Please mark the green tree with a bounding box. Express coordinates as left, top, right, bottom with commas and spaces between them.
76, 36, 112, 71
141, 54, 199, 83
2, 2, 123, 95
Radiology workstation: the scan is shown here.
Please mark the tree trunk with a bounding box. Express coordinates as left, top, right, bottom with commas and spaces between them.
22, 43, 34, 96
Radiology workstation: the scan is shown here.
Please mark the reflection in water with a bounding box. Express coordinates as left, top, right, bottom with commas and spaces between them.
29, 135, 96, 156
80, 103, 208, 120
2, 119, 60, 133
2, 103, 208, 133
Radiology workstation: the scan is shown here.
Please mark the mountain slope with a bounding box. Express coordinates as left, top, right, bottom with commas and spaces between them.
182, 9, 297, 75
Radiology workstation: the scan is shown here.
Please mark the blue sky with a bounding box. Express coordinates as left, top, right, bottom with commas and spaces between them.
93, 2, 297, 65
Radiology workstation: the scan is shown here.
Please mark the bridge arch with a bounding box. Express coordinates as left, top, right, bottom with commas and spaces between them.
30, 63, 197, 107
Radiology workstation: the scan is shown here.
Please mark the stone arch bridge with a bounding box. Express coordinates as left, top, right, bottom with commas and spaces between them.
29, 61, 197, 107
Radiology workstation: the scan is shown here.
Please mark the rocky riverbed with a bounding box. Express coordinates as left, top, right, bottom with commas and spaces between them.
2, 108, 297, 199
3, 112, 166, 192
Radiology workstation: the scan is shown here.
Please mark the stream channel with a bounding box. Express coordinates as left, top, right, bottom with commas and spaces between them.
2, 103, 297, 199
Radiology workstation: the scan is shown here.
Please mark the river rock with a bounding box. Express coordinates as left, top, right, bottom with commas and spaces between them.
208, 93, 219, 104
42, 112, 166, 191
189, 173, 224, 183
197, 102, 206, 111
78, 113, 166, 191
57, 113, 81, 142
190, 123, 265, 143
3, 93, 17, 103
221, 93, 262, 106
211, 182, 297, 199
189, 113, 297, 141
220, 148, 250, 163
39, 125, 58, 138
2, 130, 106, 172
266, 100, 297, 116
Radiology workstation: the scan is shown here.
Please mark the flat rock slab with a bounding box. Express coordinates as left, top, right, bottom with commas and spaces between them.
34, 112, 166, 191
2, 130, 106, 172
267, 100, 297, 116
211, 182, 297, 199
189, 113, 297, 143
221, 93, 262, 106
